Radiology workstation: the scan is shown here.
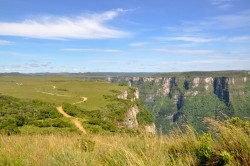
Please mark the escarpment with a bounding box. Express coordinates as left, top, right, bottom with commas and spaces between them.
108, 71, 250, 133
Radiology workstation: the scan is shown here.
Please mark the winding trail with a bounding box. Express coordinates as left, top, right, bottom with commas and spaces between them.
72, 97, 88, 105
37, 90, 69, 97
56, 106, 87, 135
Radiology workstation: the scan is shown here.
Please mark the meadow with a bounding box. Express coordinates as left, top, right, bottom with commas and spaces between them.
0, 76, 128, 110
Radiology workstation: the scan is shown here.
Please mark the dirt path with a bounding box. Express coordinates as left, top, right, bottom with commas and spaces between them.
72, 97, 88, 105
37, 91, 69, 97
56, 106, 87, 135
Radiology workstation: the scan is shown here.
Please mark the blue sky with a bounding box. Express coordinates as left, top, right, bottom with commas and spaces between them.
0, 0, 250, 73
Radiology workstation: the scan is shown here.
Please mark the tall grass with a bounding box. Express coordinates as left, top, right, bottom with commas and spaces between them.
0, 118, 249, 166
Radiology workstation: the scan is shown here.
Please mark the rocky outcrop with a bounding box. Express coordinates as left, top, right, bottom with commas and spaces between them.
243, 77, 248, 82
134, 88, 139, 99
118, 89, 156, 133
193, 77, 200, 88
162, 77, 171, 95
118, 90, 128, 100
204, 77, 213, 91
145, 123, 156, 134
124, 105, 139, 128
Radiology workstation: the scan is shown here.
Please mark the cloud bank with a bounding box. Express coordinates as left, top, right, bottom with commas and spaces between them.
0, 9, 130, 40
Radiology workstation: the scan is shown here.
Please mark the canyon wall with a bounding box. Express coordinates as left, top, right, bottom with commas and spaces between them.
109, 72, 250, 133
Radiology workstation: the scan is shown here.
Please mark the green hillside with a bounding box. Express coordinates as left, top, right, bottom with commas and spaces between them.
0, 75, 154, 135
0, 76, 128, 110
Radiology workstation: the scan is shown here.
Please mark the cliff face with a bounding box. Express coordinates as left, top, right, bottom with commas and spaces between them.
118, 88, 156, 134
124, 105, 139, 128
213, 77, 230, 105
109, 72, 250, 133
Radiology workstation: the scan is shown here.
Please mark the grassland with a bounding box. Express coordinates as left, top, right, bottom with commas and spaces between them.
0, 118, 249, 166
0, 74, 249, 165
0, 76, 128, 110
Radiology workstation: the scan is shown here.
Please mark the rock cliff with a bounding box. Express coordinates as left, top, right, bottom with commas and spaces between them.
118, 88, 156, 134
109, 71, 250, 133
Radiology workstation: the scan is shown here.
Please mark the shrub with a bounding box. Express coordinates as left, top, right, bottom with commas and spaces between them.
137, 110, 154, 125
196, 133, 213, 165
218, 151, 232, 166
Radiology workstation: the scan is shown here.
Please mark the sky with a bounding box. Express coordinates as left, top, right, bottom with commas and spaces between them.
0, 0, 250, 73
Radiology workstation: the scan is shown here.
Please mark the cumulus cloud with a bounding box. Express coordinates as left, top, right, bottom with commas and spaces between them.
0, 8, 130, 40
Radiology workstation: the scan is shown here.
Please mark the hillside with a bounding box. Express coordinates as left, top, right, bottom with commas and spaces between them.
0, 76, 154, 135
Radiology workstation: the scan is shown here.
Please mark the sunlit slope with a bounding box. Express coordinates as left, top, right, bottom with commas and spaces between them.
0, 76, 127, 110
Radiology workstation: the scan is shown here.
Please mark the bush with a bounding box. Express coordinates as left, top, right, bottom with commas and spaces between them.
88, 118, 116, 132
218, 151, 232, 166
196, 133, 213, 165
0, 118, 20, 135
137, 110, 154, 125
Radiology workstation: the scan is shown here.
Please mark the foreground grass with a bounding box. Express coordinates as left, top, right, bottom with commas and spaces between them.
0, 118, 249, 166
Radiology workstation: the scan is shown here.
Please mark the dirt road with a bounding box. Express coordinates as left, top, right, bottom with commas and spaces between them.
37, 91, 69, 97
56, 106, 87, 135
72, 97, 88, 105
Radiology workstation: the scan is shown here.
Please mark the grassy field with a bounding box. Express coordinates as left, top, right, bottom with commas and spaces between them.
0, 76, 128, 110
0, 118, 249, 166
0, 75, 249, 165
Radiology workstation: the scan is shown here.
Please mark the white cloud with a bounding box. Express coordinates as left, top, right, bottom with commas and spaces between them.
0, 8, 130, 40
0, 40, 12, 45
210, 0, 234, 10
129, 42, 148, 47
153, 48, 215, 55
158, 35, 250, 43
61, 48, 123, 53
165, 10, 250, 33
158, 36, 222, 43
88, 59, 129, 63
228, 36, 250, 42
210, 10, 250, 29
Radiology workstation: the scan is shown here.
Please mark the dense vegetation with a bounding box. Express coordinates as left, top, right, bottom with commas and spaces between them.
0, 94, 74, 135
